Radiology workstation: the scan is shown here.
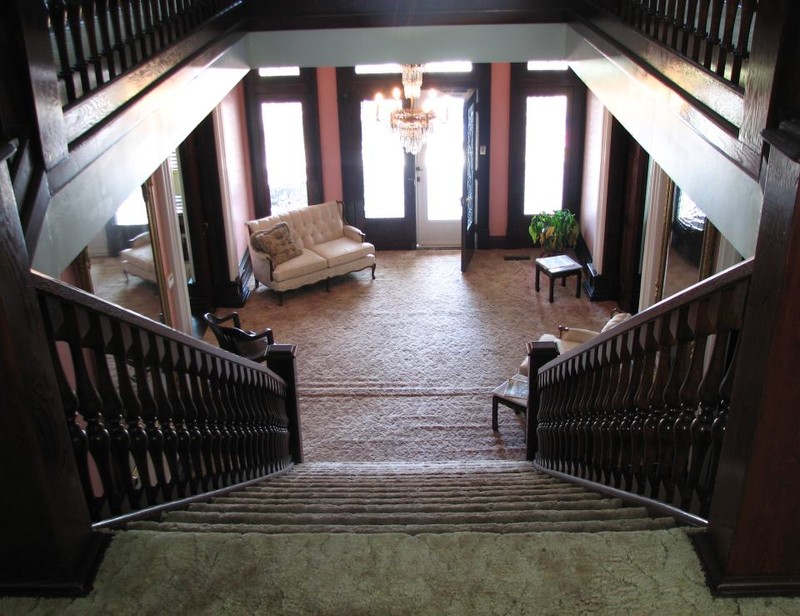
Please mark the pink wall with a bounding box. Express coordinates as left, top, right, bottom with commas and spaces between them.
488, 64, 511, 238
316, 67, 344, 201
580, 90, 605, 265
218, 82, 257, 262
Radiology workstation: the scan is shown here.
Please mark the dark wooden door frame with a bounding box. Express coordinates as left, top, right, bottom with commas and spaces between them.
461, 88, 478, 272
506, 64, 587, 248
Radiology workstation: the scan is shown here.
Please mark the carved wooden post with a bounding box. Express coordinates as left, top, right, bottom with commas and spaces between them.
0, 150, 104, 594
524, 341, 559, 460
267, 344, 303, 464
698, 122, 800, 594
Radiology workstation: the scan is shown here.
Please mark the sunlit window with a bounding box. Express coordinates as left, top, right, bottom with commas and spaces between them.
424, 96, 464, 221
523, 95, 568, 215
114, 188, 148, 225
258, 66, 301, 77
527, 60, 569, 71
360, 100, 405, 218
261, 102, 308, 214
356, 61, 472, 74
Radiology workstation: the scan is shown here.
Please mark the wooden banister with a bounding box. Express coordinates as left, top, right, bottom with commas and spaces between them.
534, 259, 754, 523
31, 271, 299, 526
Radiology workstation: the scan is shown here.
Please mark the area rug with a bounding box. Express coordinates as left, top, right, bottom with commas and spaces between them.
218, 249, 619, 462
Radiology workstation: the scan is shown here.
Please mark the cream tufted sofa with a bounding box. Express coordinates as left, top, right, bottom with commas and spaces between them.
246, 200, 376, 303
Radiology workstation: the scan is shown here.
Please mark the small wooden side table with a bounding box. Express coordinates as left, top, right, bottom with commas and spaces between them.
535, 255, 583, 303
491, 374, 528, 432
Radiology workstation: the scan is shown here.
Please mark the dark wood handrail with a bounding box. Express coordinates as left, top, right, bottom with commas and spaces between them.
533, 258, 753, 524
30, 270, 299, 524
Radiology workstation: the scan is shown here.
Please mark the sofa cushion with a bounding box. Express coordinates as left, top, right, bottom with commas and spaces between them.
310, 237, 376, 268
271, 249, 327, 283
251, 222, 303, 265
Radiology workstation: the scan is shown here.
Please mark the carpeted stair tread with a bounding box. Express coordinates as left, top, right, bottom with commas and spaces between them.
128, 462, 676, 536
212, 491, 611, 508
158, 505, 658, 527
182, 497, 626, 515
126, 516, 676, 535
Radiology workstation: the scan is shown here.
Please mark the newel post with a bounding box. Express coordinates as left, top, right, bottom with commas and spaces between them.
526, 341, 560, 460
266, 343, 303, 464
0, 153, 105, 596
695, 121, 800, 595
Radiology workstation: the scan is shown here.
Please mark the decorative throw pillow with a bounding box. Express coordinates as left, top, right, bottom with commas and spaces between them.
251, 222, 303, 265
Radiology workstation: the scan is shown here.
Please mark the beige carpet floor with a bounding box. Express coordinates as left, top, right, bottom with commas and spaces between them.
214, 249, 619, 462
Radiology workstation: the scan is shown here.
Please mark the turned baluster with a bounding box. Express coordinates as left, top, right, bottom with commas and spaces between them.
242, 368, 262, 476
588, 344, 608, 482
249, 368, 269, 476
199, 353, 225, 486
143, 334, 176, 502
207, 355, 235, 485
227, 362, 252, 479
128, 0, 150, 58
170, 342, 202, 494
110, 322, 148, 510
107, 0, 129, 71
128, 328, 164, 505
598, 337, 619, 485
155, 0, 175, 45
86, 311, 129, 515
140, 0, 160, 55
691, 0, 712, 62
715, 0, 740, 79
630, 325, 653, 495
185, 347, 214, 490
79, 0, 105, 88
659, 0, 678, 44
48, 0, 78, 102
729, 0, 756, 86
637, 320, 662, 498
39, 296, 94, 513
558, 359, 577, 473
670, 0, 688, 51
535, 369, 551, 466
620, 328, 643, 492
673, 300, 710, 512
645, 315, 674, 500
540, 365, 559, 468
569, 354, 587, 476
704, 0, 725, 71
61, 303, 113, 519
601, 332, 631, 488
64, 1, 91, 96
651, 0, 669, 41
93, 0, 117, 79
680, 0, 699, 55
582, 347, 601, 480
221, 360, 246, 481
159, 338, 190, 498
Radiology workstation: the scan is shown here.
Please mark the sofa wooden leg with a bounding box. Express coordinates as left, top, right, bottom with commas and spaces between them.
371, 264, 376, 279
325, 279, 331, 292
277, 292, 283, 306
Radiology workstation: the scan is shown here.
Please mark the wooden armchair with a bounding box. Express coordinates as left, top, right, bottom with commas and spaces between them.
203, 312, 274, 363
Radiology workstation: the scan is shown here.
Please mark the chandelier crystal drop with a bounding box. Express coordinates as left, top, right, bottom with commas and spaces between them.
374, 64, 446, 155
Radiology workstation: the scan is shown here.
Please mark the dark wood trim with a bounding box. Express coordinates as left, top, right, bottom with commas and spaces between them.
705, 122, 800, 589
216, 249, 254, 308
692, 533, 800, 597
245, 0, 578, 30
244, 68, 324, 218
506, 64, 587, 247
63, 6, 246, 144
0, 157, 104, 596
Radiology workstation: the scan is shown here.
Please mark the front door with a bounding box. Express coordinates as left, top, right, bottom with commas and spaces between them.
359, 97, 416, 249
461, 90, 478, 272
416, 94, 465, 248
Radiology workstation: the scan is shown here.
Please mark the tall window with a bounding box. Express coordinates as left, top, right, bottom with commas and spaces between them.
506, 63, 585, 246
523, 95, 567, 215
360, 100, 405, 218
261, 102, 309, 214
245, 68, 322, 218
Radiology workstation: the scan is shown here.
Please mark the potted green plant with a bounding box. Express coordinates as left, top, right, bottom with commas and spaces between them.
528, 210, 579, 255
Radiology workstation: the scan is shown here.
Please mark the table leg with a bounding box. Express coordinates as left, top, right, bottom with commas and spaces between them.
576, 272, 582, 298
492, 396, 499, 431
549, 277, 554, 303
535, 266, 541, 292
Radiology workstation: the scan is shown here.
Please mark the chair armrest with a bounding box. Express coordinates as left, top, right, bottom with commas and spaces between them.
343, 225, 366, 242
245, 328, 275, 345
557, 326, 599, 343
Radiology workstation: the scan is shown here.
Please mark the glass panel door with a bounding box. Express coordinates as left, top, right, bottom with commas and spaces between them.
360, 100, 405, 218
416, 94, 464, 248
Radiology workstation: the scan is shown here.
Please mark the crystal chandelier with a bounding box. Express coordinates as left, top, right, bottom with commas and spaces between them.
375, 64, 443, 155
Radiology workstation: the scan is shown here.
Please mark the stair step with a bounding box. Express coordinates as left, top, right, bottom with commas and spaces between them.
128, 516, 676, 535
